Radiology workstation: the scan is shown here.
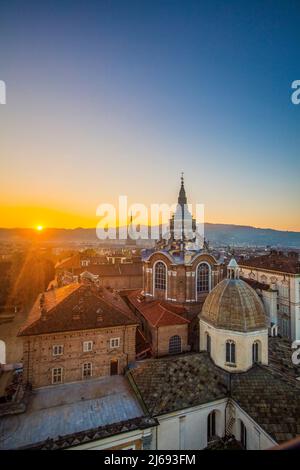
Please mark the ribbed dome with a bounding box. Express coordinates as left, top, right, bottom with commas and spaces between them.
201, 278, 267, 332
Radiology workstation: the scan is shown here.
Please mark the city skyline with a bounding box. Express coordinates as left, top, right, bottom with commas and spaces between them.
0, 0, 299, 231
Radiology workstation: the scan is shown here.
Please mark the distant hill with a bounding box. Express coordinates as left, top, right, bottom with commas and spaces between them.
0, 224, 300, 248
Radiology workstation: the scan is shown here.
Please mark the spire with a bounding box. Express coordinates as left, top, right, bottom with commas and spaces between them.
178, 172, 187, 207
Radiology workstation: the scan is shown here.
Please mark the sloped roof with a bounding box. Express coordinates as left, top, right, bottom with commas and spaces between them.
19, 284, 137, 336
239, 252, 300, 275
73, 263, 143, 277
231, 365, 300, 443
126, 290, 190, 328
128, 352, 300, 444
128, 353, 229, 416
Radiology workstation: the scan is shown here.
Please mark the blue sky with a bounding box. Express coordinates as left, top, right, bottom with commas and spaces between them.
0, 0, 299, 229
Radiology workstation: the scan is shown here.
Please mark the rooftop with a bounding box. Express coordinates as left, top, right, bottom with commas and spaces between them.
231, 365, 300, 443
125, 290, 190, 328
239, 251, 300, 275
0, 375, 148, 450
19, 284, 137, 336
128, 353, 229, 416
129, 351, 300, 444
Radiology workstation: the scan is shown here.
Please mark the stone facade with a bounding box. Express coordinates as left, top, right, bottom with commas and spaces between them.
239, 264, 300, 340
22, 325, 136, 388
200, 319, 268, 372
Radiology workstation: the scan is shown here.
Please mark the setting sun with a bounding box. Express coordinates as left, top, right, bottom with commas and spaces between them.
36, 225, 44, 231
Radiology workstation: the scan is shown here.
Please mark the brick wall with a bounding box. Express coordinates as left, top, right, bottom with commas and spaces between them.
22, 325, 137, 388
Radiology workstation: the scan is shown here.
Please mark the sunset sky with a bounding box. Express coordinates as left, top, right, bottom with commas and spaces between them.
0, 0, 299, 231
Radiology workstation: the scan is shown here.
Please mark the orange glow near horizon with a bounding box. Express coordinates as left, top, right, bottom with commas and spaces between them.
0, 202, 299, 232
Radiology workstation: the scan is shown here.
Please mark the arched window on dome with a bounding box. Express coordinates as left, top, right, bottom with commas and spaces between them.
169, 335, 181, 355
154, 262, 167, 291
252, 340, 261, 363
196, 263, 210, 294
225, 340, 236, 364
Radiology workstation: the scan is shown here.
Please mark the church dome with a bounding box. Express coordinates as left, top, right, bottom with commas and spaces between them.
201, 277, 267, 332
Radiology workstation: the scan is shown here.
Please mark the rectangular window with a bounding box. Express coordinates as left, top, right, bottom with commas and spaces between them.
52, 367, 63, 384
83, 341, 93, 352
82, 362, 92, 378
110, 338, 120, 348
53, 345, 63, 356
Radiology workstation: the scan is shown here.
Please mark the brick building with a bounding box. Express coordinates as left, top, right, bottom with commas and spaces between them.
124, 290, 190, 357
19, 283, 138, 388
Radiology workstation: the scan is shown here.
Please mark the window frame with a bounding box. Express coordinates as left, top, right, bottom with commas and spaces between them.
110, 337, 120, 349
83, 340, 93, 352
225, 340, 236, 365
196, 262, 210, 294
52, 367, 63, 384
168, 335, 182, 355
82, 362, 92, 379
154, 261, 167, 291
52, 344, 63, 356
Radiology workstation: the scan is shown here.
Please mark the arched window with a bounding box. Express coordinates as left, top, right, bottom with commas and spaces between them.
207, 411, 216, 441
154, 262, 166, 291
240, 420, 247, 449
206, 333, 211, 356
226, 340, 236, 364
197, 263, 210, 293
169, 335, 181, 355
252, 341, 260, 363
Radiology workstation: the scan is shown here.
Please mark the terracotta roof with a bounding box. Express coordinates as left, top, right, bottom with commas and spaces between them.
239, 252, 300, 275
126, 290, 190, 328
18, 284, 137, 336
201, 278, 267, 332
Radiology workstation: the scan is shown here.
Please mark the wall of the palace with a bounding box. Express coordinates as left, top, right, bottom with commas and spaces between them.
199, 320, 268, 372
152, 399, 227, 450
22, 325, 137, 388
240, 265, 300, 340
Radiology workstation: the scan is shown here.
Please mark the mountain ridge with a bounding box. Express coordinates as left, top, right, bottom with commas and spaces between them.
0, 224, 299, 248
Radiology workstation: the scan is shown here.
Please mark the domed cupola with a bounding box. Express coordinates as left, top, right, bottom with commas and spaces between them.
199, 259, 268, 372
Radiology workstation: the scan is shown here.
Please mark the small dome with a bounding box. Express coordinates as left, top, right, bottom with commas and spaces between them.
201, 278, 267, 332
228, 258, 239, 268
